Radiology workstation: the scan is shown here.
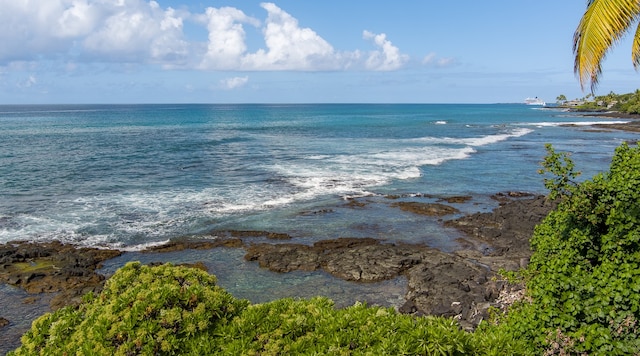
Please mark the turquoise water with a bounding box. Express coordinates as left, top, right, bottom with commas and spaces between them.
1, 104, 637, 352
0, 104, 635, 249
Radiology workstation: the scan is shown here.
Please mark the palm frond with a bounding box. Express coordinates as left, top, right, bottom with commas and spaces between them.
632, 23, 640, 67
573, 0, 640, 92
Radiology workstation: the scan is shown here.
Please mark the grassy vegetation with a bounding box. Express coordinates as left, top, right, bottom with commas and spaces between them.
9, 143, 640, 355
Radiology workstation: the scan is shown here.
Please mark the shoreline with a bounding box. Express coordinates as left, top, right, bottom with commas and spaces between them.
0, 191, 554, 353
564, 108, 640, 133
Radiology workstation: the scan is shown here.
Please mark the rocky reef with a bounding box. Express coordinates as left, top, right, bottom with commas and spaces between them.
0, 192, 556, 342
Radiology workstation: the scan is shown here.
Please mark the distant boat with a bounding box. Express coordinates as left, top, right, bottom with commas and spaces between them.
524, 97, 545, 106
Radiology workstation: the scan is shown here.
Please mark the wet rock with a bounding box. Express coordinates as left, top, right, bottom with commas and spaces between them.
245, 238, 424, 282
437, 196, 473, 204
344, 198, 368, 208
444, 194, 556, 270
245, 243, 320, 273
391, 202, 460, 216
144, 238, 243, 253
244, 237, 497, 328
0, 241, 122, 310
299, 209, 334, 216
228, 230, 292, 240
321, 243, 424, 282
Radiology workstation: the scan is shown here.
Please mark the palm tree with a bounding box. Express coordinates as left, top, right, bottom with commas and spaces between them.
573, 0, 640, 92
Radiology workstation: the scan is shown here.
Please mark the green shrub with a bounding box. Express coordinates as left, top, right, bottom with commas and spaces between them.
10, 262, 248, 356
214, 298, 476, 355
495, 143, 640, 355
10, 261, 530, 355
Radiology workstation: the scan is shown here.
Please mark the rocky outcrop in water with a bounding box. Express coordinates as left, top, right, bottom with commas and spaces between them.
390, 201, 460, 216
446, 194, 556, 271
244, 237, 496, 329
0, 194, 557, 333
243, 194, 556, 329
0, 241, 122, 309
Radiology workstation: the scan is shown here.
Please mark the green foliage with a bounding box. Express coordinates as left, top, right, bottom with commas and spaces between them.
538, 143, 581, 200
570, 89, 640, 113
496, 143, 640, 355
213, 298, 481, 355
9, 262, 531, 355
10, 262, 248, 356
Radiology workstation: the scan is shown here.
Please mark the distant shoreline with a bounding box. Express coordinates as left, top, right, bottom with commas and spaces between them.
562, 108, 640, 133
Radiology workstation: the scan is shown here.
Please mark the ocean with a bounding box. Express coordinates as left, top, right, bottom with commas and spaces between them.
0, 103, 636, 311
0, 104, 637, 300
2, 103, 634, 249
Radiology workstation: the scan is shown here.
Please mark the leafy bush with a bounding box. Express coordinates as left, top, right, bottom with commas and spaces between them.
10, 262, 248, 355
495, 143, 640, 354
10, 261, 528, 355
211, 297, 526, 355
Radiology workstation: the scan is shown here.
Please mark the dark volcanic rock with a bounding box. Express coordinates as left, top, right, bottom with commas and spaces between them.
144, 238, 244, 253
391, 202, 460, 216
244, 194, 558, 328
438, 196, 473, 204
0, 241, 122, 309
445, 194, 556, 271
1, 193, 556, 334
244, 237, 497, 328
227, 230, 292, 240
245, 243, 320, 273
245, 238, 425, 282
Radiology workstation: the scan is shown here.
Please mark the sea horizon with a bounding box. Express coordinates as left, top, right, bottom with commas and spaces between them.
1, 103, 634, 250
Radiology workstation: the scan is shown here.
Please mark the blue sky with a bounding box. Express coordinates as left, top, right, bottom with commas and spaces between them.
1, 1, 640, 104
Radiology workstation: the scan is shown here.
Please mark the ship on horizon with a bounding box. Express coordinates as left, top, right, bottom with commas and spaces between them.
524, 97, 545, 106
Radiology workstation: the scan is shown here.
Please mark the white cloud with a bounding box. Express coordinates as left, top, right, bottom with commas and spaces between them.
422, 52, 457, 68
241, 2, 339, 70
82, 1, 189, 63
220, 76, 249, 89
0, 0, 188, 64
362, 30, 409, 71
0, 1, 417, 73
0, 0, 73, 61
199, 7, 259, 70
56, 0, 101, 38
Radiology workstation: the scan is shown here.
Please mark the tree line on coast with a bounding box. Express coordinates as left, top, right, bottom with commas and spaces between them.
555, 90, 640, 114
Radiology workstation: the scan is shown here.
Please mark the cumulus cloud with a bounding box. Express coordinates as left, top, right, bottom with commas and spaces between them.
0, 0, 188, 64
199, 7, 259, 70
241, 2, 339, 70
362, 30, 409, 71
220, 76, 249, 89
82, 1, 189, 63
0, 1, 417, 72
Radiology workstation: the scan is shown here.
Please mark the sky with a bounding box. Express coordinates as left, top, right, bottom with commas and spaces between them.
2, 1, 640, 104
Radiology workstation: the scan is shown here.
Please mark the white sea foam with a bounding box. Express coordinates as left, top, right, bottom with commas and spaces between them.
459, 128, 533, 146
522, 120, 629, 128
407, 127, 532, 147
118, 239, 172, 252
